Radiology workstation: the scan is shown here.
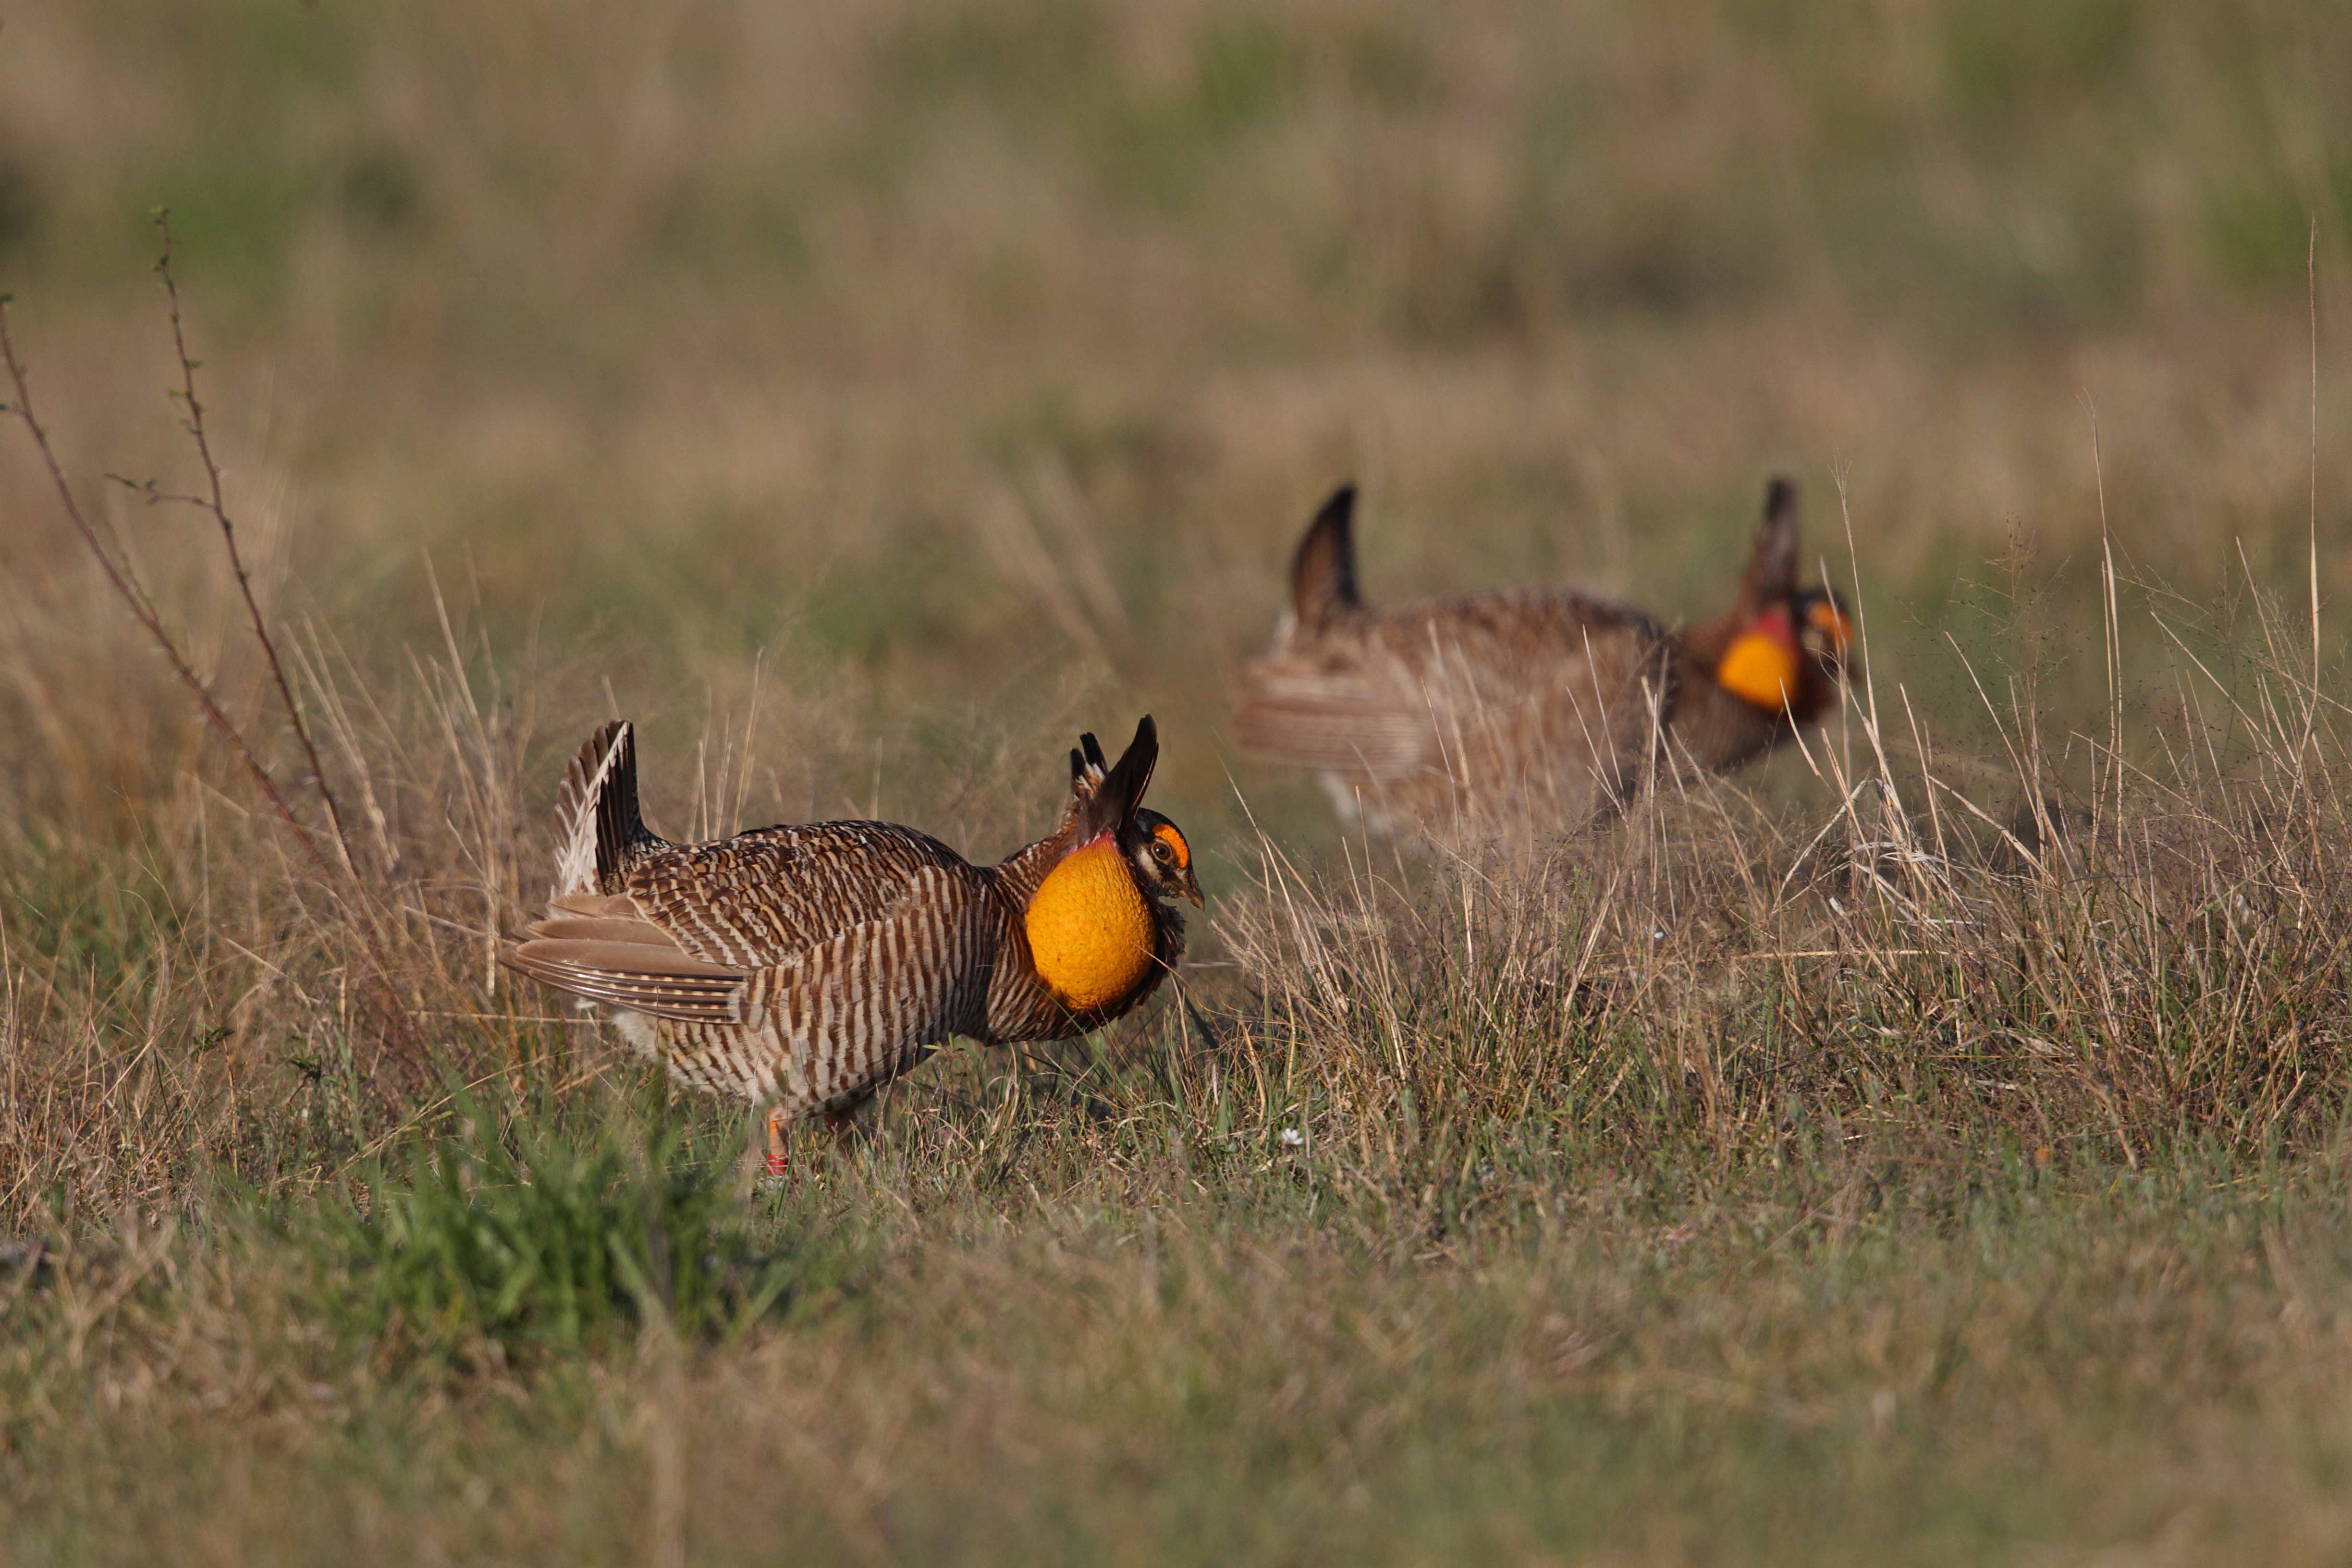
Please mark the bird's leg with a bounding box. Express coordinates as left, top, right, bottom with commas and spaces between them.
766, 1104, 854, 1180
765, 1104, 790, 1177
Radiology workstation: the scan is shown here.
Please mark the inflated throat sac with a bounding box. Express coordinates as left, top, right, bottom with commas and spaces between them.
1024, 836, 1155, 1011
1715, 607, 1802, 711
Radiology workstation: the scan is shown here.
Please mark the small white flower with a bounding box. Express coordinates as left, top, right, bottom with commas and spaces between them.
1279, 1127, 1304, 1150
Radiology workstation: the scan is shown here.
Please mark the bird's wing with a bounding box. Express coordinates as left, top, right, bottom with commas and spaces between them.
505, 898, 749, 1023
623, 821, 977, 960
1236, 592, 1677, 784
506, 821, 988, 1023
1231, 655, 1438, 779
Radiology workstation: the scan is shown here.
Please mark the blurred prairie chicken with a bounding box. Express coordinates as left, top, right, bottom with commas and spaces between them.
503, 716, 1202, 1171
1231, 478, 1851, 836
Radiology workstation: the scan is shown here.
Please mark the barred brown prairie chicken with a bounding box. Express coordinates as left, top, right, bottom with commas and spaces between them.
1231, 478, 1851, 836
502, 716, 1202, 1171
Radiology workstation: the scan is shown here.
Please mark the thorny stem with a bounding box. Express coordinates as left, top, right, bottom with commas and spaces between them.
0, 293, 335, 882
147, 212, 357, 875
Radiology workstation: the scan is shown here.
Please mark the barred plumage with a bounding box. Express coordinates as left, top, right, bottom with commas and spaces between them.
502, 717, 1202, 1164
1231, 478, 1851, 837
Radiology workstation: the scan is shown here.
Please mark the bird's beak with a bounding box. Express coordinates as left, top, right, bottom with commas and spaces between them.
1179, 868, 1205, 908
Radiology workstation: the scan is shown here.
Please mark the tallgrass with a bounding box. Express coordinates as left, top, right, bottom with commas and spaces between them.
5, 0, 2352, 1560
6, 516, 2352, 1561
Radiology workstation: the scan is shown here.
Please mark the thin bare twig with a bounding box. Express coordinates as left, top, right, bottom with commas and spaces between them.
2, 231, 425, 1089
111, 211, 357, 874
0, 292, 334, 880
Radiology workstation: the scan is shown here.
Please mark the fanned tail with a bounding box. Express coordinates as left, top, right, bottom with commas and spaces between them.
553, 721, 654, 896
1730, 476, 1800, 613
1290, 485, 1362, 633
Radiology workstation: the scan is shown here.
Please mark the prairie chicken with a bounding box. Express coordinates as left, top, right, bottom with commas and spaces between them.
1231, 478, 1851, 836
503, 716, 1202, 1170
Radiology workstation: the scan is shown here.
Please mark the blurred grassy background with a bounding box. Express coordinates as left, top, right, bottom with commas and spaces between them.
1, 0, 2346, 853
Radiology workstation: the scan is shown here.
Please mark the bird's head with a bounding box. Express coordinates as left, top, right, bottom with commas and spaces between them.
1123, 807, 1204, 908
1705, 478, 1850, 723
1064, 716, 1204, 909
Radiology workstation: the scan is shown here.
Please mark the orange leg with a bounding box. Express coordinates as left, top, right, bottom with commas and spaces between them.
765, 1104, 790, 1177
767, 1104, 857, 1179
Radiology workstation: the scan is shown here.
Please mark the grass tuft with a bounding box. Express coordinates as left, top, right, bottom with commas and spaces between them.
310, 1080, 828, 1368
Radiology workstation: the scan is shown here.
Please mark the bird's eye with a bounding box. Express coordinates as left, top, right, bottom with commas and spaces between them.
1152, 842, 1174, 863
